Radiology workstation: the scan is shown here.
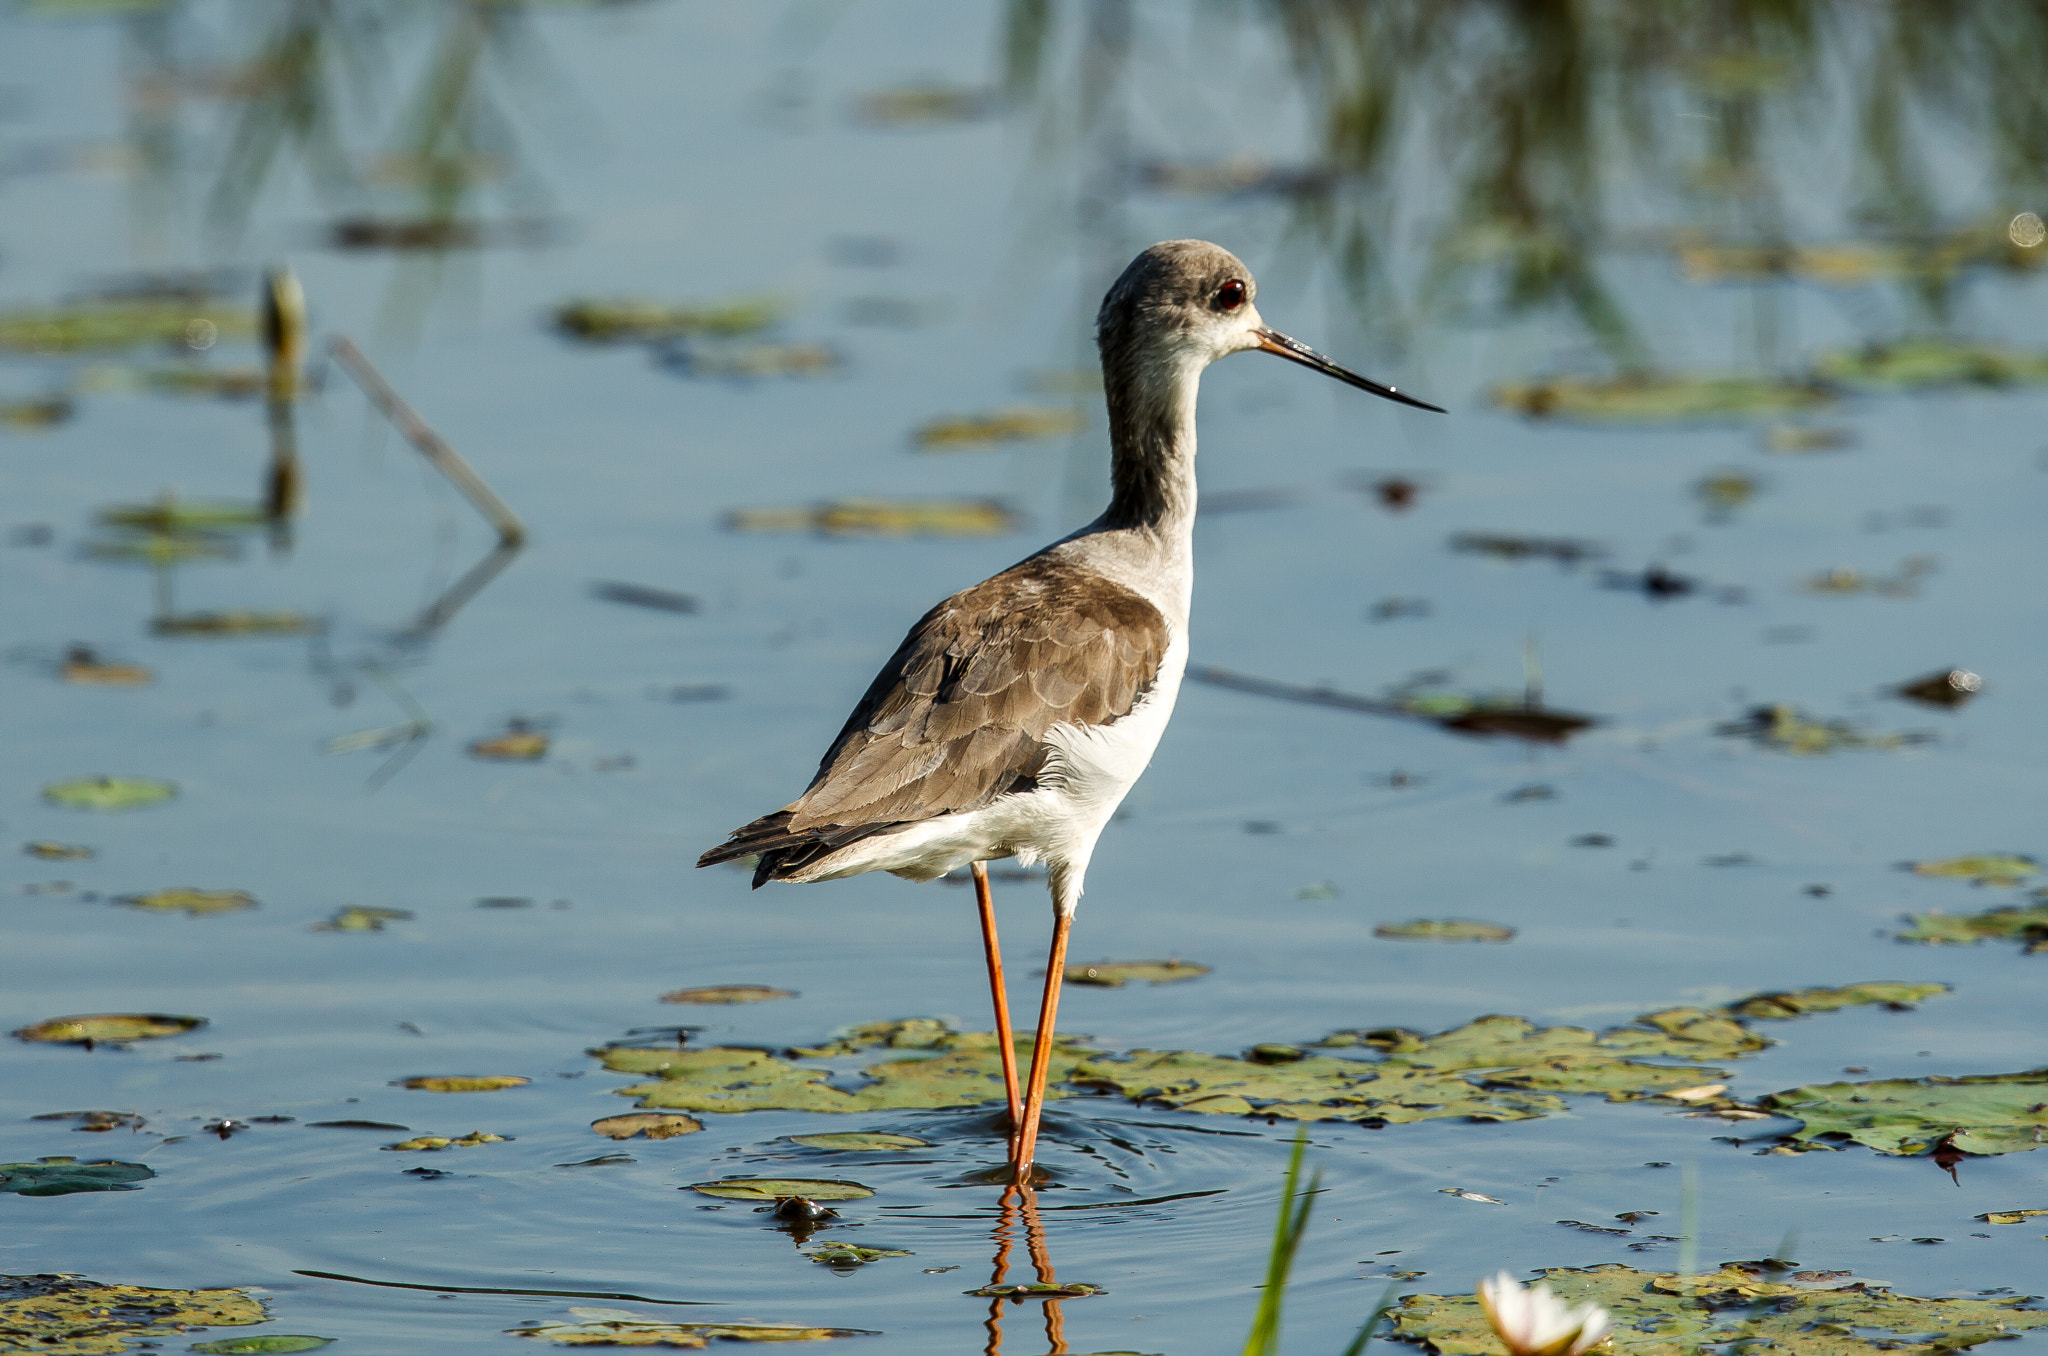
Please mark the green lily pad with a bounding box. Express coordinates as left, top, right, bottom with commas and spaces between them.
805, 1244, 911, 1267
116, 888, 256, 917
1064, 960, 1210, 987
1374, 920, 1515, 943
400, 1075, 530, 1092
14, 1013, 205, 1045
0, 1273, 265, 1354
658, 985, 797, 1005
1389, 1260, 2048, 1356
788, 1132, 931, 1151
686, 1178, 874, 1202
0, 300, 255, 353
191, 1337, 334, 1354
42, 777, 177, 811
592, 1113, 703, 1140
1900, 902, 2048, 951
0, 1157, 154, 1195
1764, 1069, 2048, 1155
98, 499, 267, 533
23, 841, 96, 860
1725, 982, 1948, 1018
553, 297, 782, 343
1493, 372, 1835, 423
512, 1310, 872, 1345
313, 907, 414, 932
1812, 337, 2048, 391
82, 533, 239, 565
151, 611, 319, 637
384, 1131, 511, 1151
1908, 854, 2037, 885
966, 1283, 1105, 1299
1718, 705, 1927, 754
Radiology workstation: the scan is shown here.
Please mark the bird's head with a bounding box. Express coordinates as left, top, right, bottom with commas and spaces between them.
1097, 239, 1443, 413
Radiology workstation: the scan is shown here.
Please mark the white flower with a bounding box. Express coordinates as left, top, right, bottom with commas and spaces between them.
1476, 1271, 1613, 1356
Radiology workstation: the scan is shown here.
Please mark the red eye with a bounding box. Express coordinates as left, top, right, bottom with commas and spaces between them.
1217, 280, 1246, 310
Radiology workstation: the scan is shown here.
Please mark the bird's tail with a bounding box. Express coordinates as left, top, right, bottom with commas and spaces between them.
697, 811, 901, 889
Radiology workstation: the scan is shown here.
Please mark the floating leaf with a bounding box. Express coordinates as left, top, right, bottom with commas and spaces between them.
42, 777, 177, 811
965, 1283, 1104, 1300
191, 1337, 334, 1354
400, 1076, 530, 1093
1909, 854, 2037, 886
553, 297, 782, 343
98, 498, 267, 533
1899, 903, 2048, 952
1064, 960, 1209, 987
1812, 337, 2048, 391
1493, 373, 1835, 423
914, 407, 1084, 451
1441, 1189, 1505, 1203
1389, 1260, 2048, 1356
806, 1244, 911, 1267
724, 498, 1020, 539
686, 1178, 874, 1202
313, 907, 414, 933
151, 610, 319, 637
1977, 1209, 2048, 1224
0, 395, 72, 428
116, 888, 256, 917
14, 1014, 204, 1045
788, 1133, 931, 1152
31, 1110, 145, 1132
0, 300, 256, 353
0, 1157, 154, 1195
591, 1113, 703, 1141
308, 1120, 409, 1130
1374, 920, 1515, 943
659, 985, 796, 1005
1448, 532, 1604, 565
1717, 705, 1929, 754
384, 1131, 511, 1151
1764, 1069, 2048, 1155
23, 842, 95, 860
664, 341, 841, 381
512, 1315, 872, 1345
854, 83, 999, 127
59, 655, 153, 686
469, 730, 550, 761
1725, 982, 1947, 1018
0, 1273, 264, 1354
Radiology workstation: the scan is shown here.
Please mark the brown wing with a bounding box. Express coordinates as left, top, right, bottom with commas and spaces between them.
697, 554, 1170, 881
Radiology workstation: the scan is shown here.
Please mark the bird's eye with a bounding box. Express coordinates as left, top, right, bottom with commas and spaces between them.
1216, 280, 1246, 310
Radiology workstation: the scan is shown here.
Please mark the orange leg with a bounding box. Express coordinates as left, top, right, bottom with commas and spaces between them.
972, 862, 1024, 1139
1010, 909, 1073, 1183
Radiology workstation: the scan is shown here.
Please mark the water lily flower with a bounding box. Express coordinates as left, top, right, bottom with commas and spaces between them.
1476, 1271, 1612, 1356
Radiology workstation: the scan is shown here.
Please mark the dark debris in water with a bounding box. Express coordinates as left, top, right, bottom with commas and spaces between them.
1894, 667, 1983, 709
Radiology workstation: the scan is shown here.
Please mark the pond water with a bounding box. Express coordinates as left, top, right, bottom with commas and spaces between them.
3, 3, 2047, 1353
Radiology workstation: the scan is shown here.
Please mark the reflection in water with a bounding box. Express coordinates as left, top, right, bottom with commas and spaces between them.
1007, 2, 2048, 372
983, 1187, 1070, 1356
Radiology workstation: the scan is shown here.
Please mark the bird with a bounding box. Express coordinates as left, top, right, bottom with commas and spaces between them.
699, 240, 1443, 1182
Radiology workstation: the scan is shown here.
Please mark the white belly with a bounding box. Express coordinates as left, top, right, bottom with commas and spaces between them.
795, 630, 1190, 912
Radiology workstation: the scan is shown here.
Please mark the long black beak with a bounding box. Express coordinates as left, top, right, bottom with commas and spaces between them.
1254, 326, 1445, 413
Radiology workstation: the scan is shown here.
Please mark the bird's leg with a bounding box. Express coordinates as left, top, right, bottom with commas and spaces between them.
1010, 908, 1073, 1183
972, 861, 1024, 1139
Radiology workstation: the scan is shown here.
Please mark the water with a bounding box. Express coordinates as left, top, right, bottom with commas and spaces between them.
4, 3, 2047, 1352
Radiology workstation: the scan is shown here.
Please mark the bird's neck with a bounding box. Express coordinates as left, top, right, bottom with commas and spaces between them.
1100, 350, 1201, 539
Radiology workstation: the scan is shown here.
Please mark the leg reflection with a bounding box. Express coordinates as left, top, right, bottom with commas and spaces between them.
982, 1187, 1068, 1356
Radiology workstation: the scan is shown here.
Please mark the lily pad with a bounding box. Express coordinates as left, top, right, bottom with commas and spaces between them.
1764, 1069, 2048, 1155
1899, 903, 2048, 952
914, 407, 1084, 450
805, 1244, 911, 1267
1978, 1209, 2048, 1224
966, 1283, 1105, 1299
313, 907, 414, 932
512, 1309, 872, 1345
42, 777, 177, 811
116, 888, 257, 917
98, 499, 267, 532
553, 297, 782, 343
723, 498, 1020, 539
400, 1075, 530, 1093
0, 1157, 154, 1195
1374, 920, 1515, 943
151, 611, 319, 637
0, 300, 255, 353
686, 1178, 874, 1202
0, 1273, 264, 1354
1389, 1260, 2048, 1356
59, 656, 153, 686
1493, 373, 1835, 423
191, 1338, 335, 1354
1812, 337, 2048, 391
384, 1131, 511, 1151
1064, 960, 1209, 987
14, 1013, 204, 1045
593, 1113, 704, 1140
469, 730, 550, 761
1725, 982, 1947, 1018
23, 841, 96, 860
787, 1133, 931, 1152
659, 985, 796, 1005
1717, 705, 1927, 754
1909, 854, 2037, 886
31, 1110, 145, 1132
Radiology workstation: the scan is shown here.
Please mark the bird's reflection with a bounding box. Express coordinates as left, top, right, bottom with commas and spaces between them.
983, 1186, 1067, 1356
